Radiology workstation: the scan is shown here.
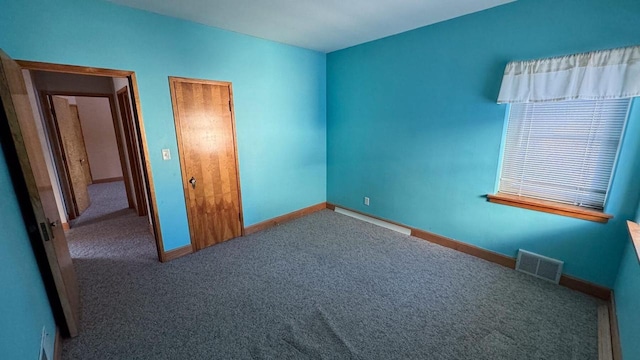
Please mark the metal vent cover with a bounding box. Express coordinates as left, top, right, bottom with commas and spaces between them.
516, 249, 563, 284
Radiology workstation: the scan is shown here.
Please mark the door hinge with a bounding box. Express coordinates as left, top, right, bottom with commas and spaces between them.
228, 100, 232, 112
239, 213, 242, 222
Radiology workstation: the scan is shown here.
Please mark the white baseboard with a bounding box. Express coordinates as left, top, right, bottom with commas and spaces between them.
334, 207, 412, 235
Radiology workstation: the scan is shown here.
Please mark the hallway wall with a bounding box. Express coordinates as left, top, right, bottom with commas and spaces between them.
75, 96, 123, 181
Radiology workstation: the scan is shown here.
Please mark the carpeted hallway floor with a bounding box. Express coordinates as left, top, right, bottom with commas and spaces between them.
62, 181, 599, 359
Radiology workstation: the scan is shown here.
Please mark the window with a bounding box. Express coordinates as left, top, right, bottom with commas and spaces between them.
492, 46, 639, 221
495, 98, 630, 217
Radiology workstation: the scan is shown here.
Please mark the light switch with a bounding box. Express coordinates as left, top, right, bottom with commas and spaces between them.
162, 149, 171, 160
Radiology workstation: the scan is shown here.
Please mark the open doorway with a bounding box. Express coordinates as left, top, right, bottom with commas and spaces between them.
40, 90, 149, 223
17, 61, 164, 262
29, 70, 149, 226
44, 92, 150, 232
1, 52, 169, 339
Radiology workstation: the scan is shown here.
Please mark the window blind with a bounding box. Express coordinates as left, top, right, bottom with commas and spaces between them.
499, 99, 630, 210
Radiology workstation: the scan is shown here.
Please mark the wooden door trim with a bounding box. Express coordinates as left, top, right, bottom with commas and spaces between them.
169, 77, 234, 87
128, 73, 166, 261
42, 91, 135, 212
39, 90, 114, 98
18, 60, 166, 261
226, 82, 245, 235
16, 60, 133, 78
168, 76, 245, 252
116, 86, 147, 216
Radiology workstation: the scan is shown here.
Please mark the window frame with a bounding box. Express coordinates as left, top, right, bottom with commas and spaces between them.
489, 100, 631, 223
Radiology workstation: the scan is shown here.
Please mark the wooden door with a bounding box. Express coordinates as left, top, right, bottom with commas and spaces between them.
116, 87, 147, 216
0, 50, 81, 336
169, 77, 243, 251
69, 104, 92, 185
40, 94, 77, 220
50, 96, 91, 214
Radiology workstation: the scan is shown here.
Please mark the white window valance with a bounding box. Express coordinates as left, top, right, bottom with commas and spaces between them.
497, 45, 640, 104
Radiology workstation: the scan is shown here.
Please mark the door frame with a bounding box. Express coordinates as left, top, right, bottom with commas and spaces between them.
168, 76, 245, 252
17, 60, 167, 261
41, 91, 137, 216
116, 86, 148, 217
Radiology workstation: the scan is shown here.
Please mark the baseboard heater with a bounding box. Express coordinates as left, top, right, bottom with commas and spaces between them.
516, 249, 564, 284
333, 207, 412, 235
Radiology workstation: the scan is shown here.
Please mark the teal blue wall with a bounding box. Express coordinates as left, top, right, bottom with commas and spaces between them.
0, 147, 56, 359
613, 200, 640, 360
3, 0, 639, 357
614, 239, 640, 360
0, 0, 327, 251
327, 0, 640, 287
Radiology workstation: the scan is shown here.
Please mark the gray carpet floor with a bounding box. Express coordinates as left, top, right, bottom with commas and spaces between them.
62, 181, 599, 359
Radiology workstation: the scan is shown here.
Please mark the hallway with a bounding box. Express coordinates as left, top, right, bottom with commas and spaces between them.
66, 181, 155, 260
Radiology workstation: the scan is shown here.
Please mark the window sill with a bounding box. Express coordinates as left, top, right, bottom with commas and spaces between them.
627, 221, 640, 263
486, 193, 613, 223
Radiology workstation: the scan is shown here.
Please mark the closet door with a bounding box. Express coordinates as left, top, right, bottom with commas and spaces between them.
169, 77, 243, 251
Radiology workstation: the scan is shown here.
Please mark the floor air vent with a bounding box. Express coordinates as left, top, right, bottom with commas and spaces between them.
516, 250, 563, 284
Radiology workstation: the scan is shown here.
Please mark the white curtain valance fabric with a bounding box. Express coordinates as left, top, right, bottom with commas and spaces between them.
497, 46, 640, 103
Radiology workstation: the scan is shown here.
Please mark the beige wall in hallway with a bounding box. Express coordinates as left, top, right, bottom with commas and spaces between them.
75, 96, 123, 181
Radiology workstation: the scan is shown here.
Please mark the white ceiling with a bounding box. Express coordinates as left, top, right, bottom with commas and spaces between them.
107, 0, 514, 53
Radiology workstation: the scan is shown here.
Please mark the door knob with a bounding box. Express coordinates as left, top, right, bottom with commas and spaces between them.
189, 177, 196, 189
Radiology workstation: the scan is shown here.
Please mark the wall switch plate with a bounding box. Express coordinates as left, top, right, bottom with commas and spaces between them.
162, 149, 171, 160
364, 197, 370, 206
